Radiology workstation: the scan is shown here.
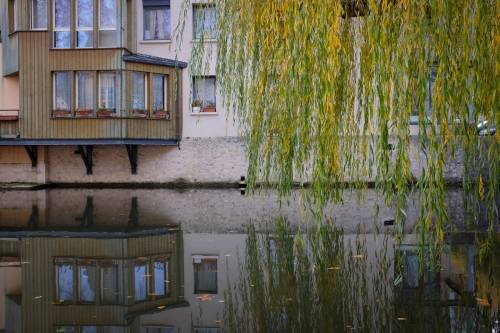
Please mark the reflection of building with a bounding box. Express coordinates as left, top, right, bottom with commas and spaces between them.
0, 229, 185, 333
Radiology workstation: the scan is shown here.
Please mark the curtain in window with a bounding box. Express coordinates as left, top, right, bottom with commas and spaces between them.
153, 260, 167, 296
144, 7, 171, 40
194, 259, 217, 293
99, 0, 118, 46
134, 263, 148, 301
131, 72, 146, 110
193, 77, 216, 107
193, 5, 216, 40
56, 263, 74, 301
99, 73, 116, 110
54, 0, 70, 47
54, 72, 71, 111
79, 264, 97, 302
77, 72, 94, 111
77, 0, 93, 47
32, 0, 47, 29
152, 75, 165, 111
100, 264, 118, 303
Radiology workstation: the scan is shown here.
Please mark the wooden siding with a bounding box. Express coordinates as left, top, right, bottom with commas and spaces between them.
16, 31, 182, 140
18, 232, 182, 333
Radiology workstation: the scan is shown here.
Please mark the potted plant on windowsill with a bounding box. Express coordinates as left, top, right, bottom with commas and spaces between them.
202, 101, 216, 113
97, 108, 115, 117
53, 109, 72, 118
75, 108, 93, 117
192, 100, 202, 114
151, 110, 169, 119
130, 109, 148, 118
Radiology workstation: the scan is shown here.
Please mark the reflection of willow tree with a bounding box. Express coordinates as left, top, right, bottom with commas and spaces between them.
178, 0, 499, 263
223, 220, 498, 332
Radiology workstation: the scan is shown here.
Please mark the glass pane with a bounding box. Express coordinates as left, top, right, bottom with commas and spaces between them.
153, 260, 167, 296
77, 72, 94, 111
99, 0, 117, 28
56, 327, 77, 333
143, 7, 171, 40
99, 30, 119, 47
77, 31, 94, 48
152, 75, 165, 111
101, 264, 118, 303
54, 0, 70, 28
194, 258, 217, 293
99, 73, 116, 110
131, 72, 146, 110
101, 327, 126, 333
54, 72, 71, 111
193, 5, 216, 40
54, 31, 71, 48
134, 262, 147, 301
81, 326, 97, 333
56, 263, 74, 301
79, 264, 97, 302
32, 0, 48, 29
193, 77, 216, 108
77, 0, 93, 27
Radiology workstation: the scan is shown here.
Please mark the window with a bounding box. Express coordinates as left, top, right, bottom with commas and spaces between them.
99, 0, 119, 47
153, 258, 169, 297
100, 261, 119, 304
76, 72, 94, 115
193, 76, 216, 113
53, 71, 72, 113
134, 261, 148, 301
78, 260, 97, 303
411, 66, 437, 124
56, 259, 74, 302
193, 255, 218, 294
143, 0, 171, 40
31, 0, 48, 29
54, 0, 71, 48
56, 327, 125, 333
131, 72, 147, 113
99, 72, 117, 113
145, 327, 176, 333
152, 74, 167, 113
77, 0, 94, 47
193, 4, 216, 40
193, 328, 220, 333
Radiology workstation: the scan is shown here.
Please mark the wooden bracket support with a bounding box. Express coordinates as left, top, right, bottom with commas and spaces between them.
77, 145, 93, 175
24, 145, 37, 167
126, 144, 138, 174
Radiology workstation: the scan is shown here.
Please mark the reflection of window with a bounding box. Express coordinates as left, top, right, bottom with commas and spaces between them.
77, 0, 94, 47
99, 0, 118, 47
99, 72, 117, 111
56, 327, 126, 333
152, 74, 167, 112
153, 258, 169, 297
193, 4, 216, 40
100, 261, 119, 304
53, 72, 72, 111
134, 256, 170, 302
144, 327, 176, 333
78, 260, 97, 303
54, 0, 71, 48
143, 0, 171, 40
56, 259, 74, 302
131, 72, 147, 111
410, 66, 437, 124
193, 76, 216, 112
134, 261, 148, 301
76, 72, 94, 113
193, 328, 220, 333
32, 0, 48, 29
193, 255, 218, 294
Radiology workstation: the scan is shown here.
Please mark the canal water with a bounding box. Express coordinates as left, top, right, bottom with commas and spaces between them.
0, 188, 498, 332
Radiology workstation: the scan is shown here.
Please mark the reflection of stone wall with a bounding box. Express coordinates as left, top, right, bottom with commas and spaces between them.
0, 188, 466, 234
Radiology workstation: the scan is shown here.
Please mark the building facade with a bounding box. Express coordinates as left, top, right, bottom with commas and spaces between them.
0, 0, 245, 185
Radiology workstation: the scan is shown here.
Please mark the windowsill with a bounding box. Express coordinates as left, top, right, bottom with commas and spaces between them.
50, 115, 171, 120
192, 38, 217, 44
30, 28, 48, 31
191, 112, 218, 116
49, 46, 124, 51
140, 39, 172, 44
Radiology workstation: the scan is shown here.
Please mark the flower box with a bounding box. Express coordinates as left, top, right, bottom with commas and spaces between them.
151, 111, 169, 119
97, 109, 115, 118
53, 110, 72, 118
75, 109, 93, 117
202, 106, 216, 113
130, 109, 148, 118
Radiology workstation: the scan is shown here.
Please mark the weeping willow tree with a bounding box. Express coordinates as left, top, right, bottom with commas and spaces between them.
177, 0, 499, 263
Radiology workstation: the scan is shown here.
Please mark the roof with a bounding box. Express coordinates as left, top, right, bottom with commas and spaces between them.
123, 53, 188, 69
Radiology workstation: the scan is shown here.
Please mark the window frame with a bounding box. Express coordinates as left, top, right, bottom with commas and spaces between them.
99, 260, 120, 305
77, 259, 98, 304
75, 71, 95, 115
98, 71, 118, 115
130, 71, 148, 114
192, 255, 218, 294
53, 71, 73, 116
31, 0, 48, 30
151, 74, 168, 113
192, 76, 216, 114
55, 258, 76, 304
53, 0, 72, 48
75, 0, 95, 48
98, 0, 119, 47
142, 4, 171, 41
192, 3, 217, 41
151, 255, 170, 298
